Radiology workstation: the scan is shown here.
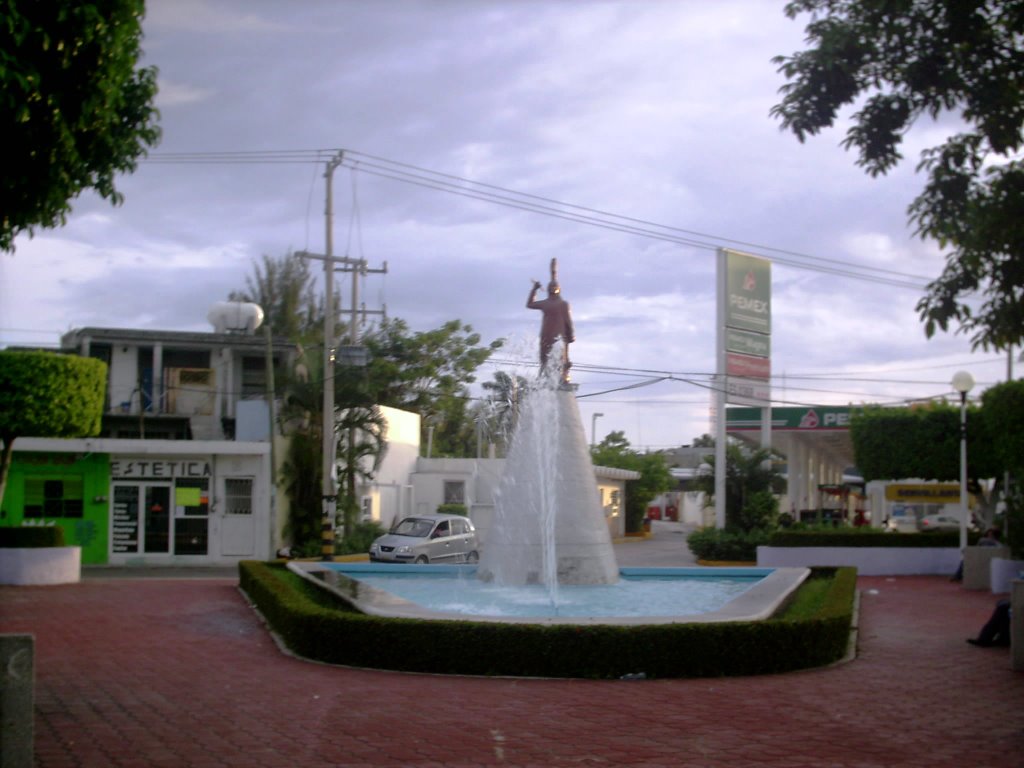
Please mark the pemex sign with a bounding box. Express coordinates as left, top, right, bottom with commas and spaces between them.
727, 406, 853, 431
725, 249, 770, 334
719, 248, 771, 404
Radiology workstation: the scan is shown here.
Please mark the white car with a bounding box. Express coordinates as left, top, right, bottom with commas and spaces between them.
368, 513, 479, 564
917, 514, 962, 533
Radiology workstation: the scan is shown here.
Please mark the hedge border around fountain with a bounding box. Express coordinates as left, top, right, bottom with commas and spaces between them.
239, 561, 856, 679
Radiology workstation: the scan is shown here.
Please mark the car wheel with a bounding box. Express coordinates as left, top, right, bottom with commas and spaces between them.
465, 551, 479, 564
414, 555, 429, 564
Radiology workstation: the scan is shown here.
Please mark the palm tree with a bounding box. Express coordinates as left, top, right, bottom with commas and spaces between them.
694, 442, 783, 531
278, 347, 325, 552
478, 371, 528, 456
228, 251, 329, 341
334, 405, 388, 538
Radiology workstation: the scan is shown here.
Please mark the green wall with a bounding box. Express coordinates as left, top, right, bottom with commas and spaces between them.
0, 451, 111, 564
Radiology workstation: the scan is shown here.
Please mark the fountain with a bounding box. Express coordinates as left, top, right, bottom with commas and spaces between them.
290, 260, 808, 625
477, 355, 619, 589
478, 258, 618, 589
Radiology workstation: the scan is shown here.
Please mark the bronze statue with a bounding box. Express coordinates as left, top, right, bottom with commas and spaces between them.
527, 258, 575, 382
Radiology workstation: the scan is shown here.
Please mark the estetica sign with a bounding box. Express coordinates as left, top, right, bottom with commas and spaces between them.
111, 459, 212, 480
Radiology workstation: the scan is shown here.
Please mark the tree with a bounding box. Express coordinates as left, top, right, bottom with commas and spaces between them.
333, 405, 388, 538
228, 256, 504, 456
2, 0, 161, 252
981, 381, 1024, 476
592, 431, 673, 533
981, 381, 1024, 557
850, 401, 1003, 530
363, 318, 503, 456
475, 371, 529, 457
849, 403, 999, 483
278, 352, 325, 553
276, 347, 389, 549
692, 442, 784, 531
226, 264, 503, 535
772, 1, 1024, 350
228, 252, 325, 341
0, 351, 106, 504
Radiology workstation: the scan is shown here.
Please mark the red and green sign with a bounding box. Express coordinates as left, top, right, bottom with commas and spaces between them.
727, 406, 854, 431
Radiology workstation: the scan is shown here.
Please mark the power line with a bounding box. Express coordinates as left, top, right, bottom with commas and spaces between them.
342, 150, 933, 284
143, 148, 933, 290
342, 159, 927, 289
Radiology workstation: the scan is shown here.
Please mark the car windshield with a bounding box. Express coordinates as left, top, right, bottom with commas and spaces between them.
392, 518, 435, 538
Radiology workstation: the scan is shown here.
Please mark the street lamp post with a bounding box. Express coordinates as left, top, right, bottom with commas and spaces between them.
951, 370, 975, 551
591, 412, 604, 450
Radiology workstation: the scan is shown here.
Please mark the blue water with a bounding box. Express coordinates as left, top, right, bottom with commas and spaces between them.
326, 565, 767, 618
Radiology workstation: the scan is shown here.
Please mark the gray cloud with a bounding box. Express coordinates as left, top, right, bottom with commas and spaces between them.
1, 0, 1004, 450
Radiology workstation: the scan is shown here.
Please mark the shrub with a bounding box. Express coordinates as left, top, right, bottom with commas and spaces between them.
335, 520, 385, 555
768, 530, 974, 548
738, 490, 778, 532
0, 351, 106, 440
238, 561, 856, 679
0, 526, 66, 548
435, 503, 467, 516
686, 527, 770, 561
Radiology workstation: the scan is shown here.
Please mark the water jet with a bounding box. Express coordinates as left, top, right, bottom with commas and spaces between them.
291, 261, 808, 626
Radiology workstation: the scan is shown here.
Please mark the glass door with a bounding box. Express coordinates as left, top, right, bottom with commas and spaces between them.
111, 483, 172, 556
144, 485, 171, 553
112, 484, 141, 555
173, 478, 209, 556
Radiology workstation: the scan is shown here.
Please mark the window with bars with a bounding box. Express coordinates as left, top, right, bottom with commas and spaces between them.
443, 480, 465, 505
241, 357, 266, 397
23, 477, 84, 518
224, 478, 253, 515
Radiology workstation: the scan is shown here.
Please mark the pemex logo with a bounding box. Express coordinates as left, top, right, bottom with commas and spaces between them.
798, 409, 819, 429
743, 270, 756, 292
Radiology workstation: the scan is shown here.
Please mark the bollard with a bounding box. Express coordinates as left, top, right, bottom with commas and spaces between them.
1012, 580, 1024, 672
0, 634, 34, 768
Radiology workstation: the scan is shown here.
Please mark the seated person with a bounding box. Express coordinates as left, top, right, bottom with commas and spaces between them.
967, 599, 1011, 647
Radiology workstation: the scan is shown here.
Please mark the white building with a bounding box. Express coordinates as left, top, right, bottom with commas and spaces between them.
402, 457, 639, 543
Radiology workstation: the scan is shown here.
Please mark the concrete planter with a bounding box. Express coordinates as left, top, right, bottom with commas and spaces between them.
990, 557, 1024, 595
1012, 581, 1023, 672
757, 546, 959, 576
0, 547, 81, 585
962, 545, 1010, 590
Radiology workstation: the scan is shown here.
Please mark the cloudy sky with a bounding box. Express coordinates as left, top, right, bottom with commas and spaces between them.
0, 0, 1011, 450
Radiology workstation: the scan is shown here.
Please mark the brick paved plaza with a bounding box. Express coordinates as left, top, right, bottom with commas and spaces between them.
1, 561, 1022, 767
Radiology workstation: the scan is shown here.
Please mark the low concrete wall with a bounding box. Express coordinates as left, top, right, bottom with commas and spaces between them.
1012, 581, 1023, 672
991, 557, 1024, 595
0, 547, 81, 585
963, 545, 1010, 590
757, 546, 960, 576
0, 634, 34, 768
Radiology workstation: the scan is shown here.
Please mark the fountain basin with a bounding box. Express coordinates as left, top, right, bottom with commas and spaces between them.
288, 561, 809, 625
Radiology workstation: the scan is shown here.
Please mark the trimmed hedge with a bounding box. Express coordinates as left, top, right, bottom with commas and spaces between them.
0, 350, 107, 440
768, 530, 975, 548
239, 561, 856, 679
687, 527, 770, 561
0, 526, 66, 548
435, 504, 468, 516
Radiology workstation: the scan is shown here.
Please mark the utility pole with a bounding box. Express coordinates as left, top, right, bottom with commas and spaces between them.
320, 151, 343, 561
295, 152, 387, 559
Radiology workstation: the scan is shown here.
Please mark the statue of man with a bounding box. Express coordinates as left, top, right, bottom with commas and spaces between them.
527, 258, 575, 382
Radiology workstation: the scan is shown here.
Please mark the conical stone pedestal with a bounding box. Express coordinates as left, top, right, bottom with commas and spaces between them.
479, 385, 619, 586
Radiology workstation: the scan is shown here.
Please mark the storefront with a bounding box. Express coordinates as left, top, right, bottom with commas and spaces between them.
4, 438, 273, 565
